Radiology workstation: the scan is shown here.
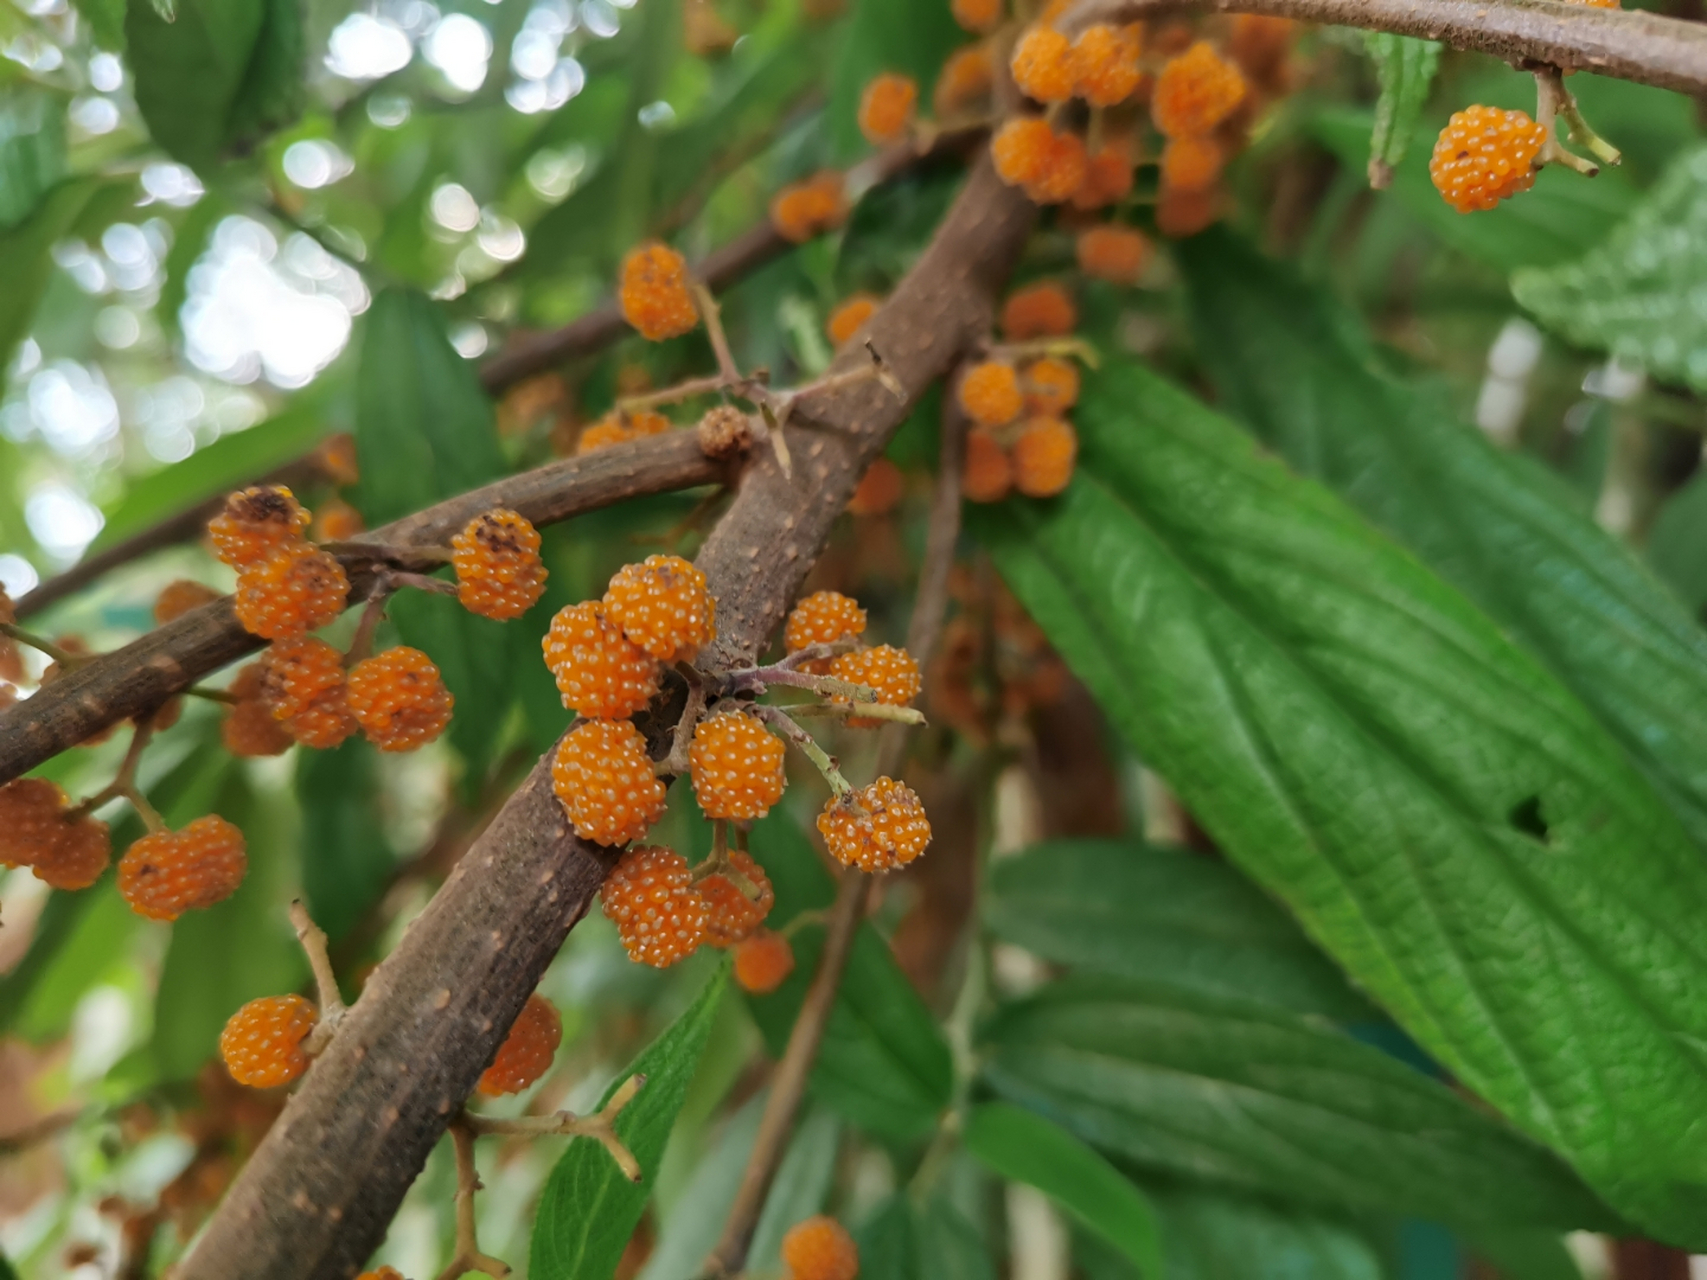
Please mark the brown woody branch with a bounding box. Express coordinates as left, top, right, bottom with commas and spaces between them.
0, 433, 723, 787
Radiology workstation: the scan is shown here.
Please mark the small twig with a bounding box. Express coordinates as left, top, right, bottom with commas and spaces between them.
690, 823, 762, 898
435, 1119, 511, 1280
618, 371, 767, 414
985, 336, 1102, 369
464, 1074, 646, 1182
692, 282, 750, 396
658, 671, 708, 776
770, 640, 861, 672
184, 685, 240, 706
71, 719, 160, 828
747, 704, 853, 797
345, 579, 396, 666
788, 702, 927, 726
320, 541, 455, 565
779, 907, 830, 941
0, 622, 85, 668
1533, 66, 1601, 176
733, 666, 879, 703
291, 901, 348, 1055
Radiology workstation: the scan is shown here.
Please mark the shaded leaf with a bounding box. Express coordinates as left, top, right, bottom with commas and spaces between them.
156, 192, 229, 340
1361, 34, 1439, 187
126, 0, 267, 170
0, 178, 105, 397
856, 1195, 995, 1280
826, 0, 963, 162
296, 738, 392, 945
638, 1094, 766, 1280
747, 1108, 842, 1274
1647, 467, 1707, 617
1463, 1228, 1583, 1280
70, 0, 125, 48
226, 0, 305, 147
0, 91, 66, 230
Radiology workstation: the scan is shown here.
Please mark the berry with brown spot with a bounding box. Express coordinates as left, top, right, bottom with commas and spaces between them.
734, 930, 796, 993
1151, 41, 1247, 137
962, 430, 1013, 503
222, 663, 294, 757
1024, 358, 1079, 415
1072, 23, 1143, 106
848, 458, 905, 516
1012, 417, 1078, 497
1429, 106, 1548, 213
0, 777, 110, 890
950, 0, 1002, 33
958, 362, 1024, 428
542, 601, 661, 719
620, 242, 700, 341
601, 844, 709, 967
934, 44, 994, 117
858, 73, 918, 145
233, 544, 350, 640
1076, 224, 1151, 285
826, 294, 881, 348
699, 849, 775, 946
830, 645, 921, 726
312, 498, 365, 542
991, 116, 1056, 191
477, 993, 562, 1096
1011, 25, 1075, 103
154, 579, 221, 625
1001, 282, 1077, 340
219, 995, 317, 1088
785, 591, 868, 669
346, 647, 455, 752
452, 508, 548, 621
552, 720, 668, 846
770, 171, 849, 244
1161, 133, 1224, 192
690, 711, 786, 821
119, 815, 248, 920
817, 776, 932, 873
208, 486, 311, 570
697, 405, 754, 460
604, 554, 716, 663
782, 1216, 860, 1280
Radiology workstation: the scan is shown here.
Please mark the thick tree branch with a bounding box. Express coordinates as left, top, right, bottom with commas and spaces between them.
174, 155, 1033, 1280
1062, 0, 1707, 96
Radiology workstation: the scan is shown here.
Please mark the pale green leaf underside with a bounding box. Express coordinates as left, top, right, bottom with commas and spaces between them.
1362, 32, 1441, 179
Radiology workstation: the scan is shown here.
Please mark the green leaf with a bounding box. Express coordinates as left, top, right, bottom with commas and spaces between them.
964, 1101, 1163, 1278
966, 358, 1707, 1246
1180, 228, 1707, 854
0, 178, 104, 396
226, 0, 305, 147
827, 0, 964, 161
126, 0, 267, 170
296, 739, 392, 945
530, 965, 729, 1280
1463, 1228, 1583, 1280
856, 1196, 995, 1280
986, 838, 1373, 1020
1647, 468, 1707, 617
1514, 145, 1707, 390
71, 0, 125, 48
980, 979, 1614, 1233
1361, 34, 1439, 186
156, 192, 229, 340
0, 91, 65, 230
746, 1108, 842, 1274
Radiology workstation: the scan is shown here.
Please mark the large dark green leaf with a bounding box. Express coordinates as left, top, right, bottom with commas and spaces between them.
226, 0, 306, 147
126, 0, 267, 170
980, 979, 1613, 1233
856, 1196, 994, 1280
966, 359, 1707, 1245
530, 965, 728, 1280
0, 91, 65, 230
986, 839, 1371, 1020
296, 739, 392, 945
1180, 229, 1707, 853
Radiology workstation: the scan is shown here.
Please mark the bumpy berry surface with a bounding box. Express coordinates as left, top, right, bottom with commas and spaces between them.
259, 636, 357, 748
346, 647, 455, 752
220, 995, 317, 1088
313, 498, 365, 542
119, 814, 247, 921
826, 295, 881, 347
0, 777, 110, 890
1013, 417, 1079, 497
934, 44, 994, 117
601, 845, 708, 967
1156, 183, 1221, 238
1026, 127, 1088, 203
848, 458, 905, 516
155, 579, 221, 625
208, 486, 310, 570
1072, 23, 1142, 106
963, 430, 1013, 503
817, 777, 932, 873
1072, 139, 1135, 210
858, 73, 917, 145
830, 645, 921, 726
699, 849, 775, 946
1024, 358, 1080, 415
1077, 224, 1151, 285
223, 663, 295, 757
1429, 106, 1547, 213
697, 405, 754, 460
478, 993, 562, 1096
604, 554, 716, 663
452, 508, 547, 621
620, 242, 699, 341
770, 171, 849, 244
32, 813, 110, 891
1001, 282, 1076, 340
785, 591, 868, 668
950, 0, 1001, 32
782, 1216, 860, 1280
579, 408, 670, 455
690, 712, 787, 821
234, 545, 350, 640
1012, 26, 1075, 104
734, 930, 796, 993
543, 601, 661, 719
992, 116, 1055, 191
958, 362, 1023, 428
1161, 133, 1224, 192
1151, 41, 1247, 137
553, 720, 668, 846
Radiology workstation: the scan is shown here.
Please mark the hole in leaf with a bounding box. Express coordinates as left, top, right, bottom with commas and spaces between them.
1509, 795, 1549, 844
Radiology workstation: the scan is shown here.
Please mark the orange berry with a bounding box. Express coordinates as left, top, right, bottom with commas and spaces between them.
817, 776, 931, 873
698, 405, 754, 460
552, 719, 668, 846
958, 362, 1024, 428
699, 849, 775, 946
220, 994, 317, 1088
0, 777, 110, 890
1429, 105, 1548, 213
315, 432, 361, 486
1076, 224, 1151, 285
950, 0, 1002, 33
782, 1216, 859, 1280
1012, 417, 1078, 497
579, 408, 671, 456
154, 579, 221, 625
259, 636, 357, 750
1151, 41, 1247, 138
690, 711, 786, 821
859, 73, 918, 145
1024, 357, 1079, 415
848, 458, 905, 516
770, 171, 849, 244
604, 554, 716, 663
1071, 23, 1142, 106
542, 601, 661, 719
1026, 128, 1088, 204
1011, 25, 1075, 103
477, 993, 562, 1096
233, 544, 350, 640
785, 591, 868, 666
119, 814, 247, 921
962, 430, 1013, 503
346, 647, 454, 752
1161, 133, 1223, 192
1001, 282, 1076, 340
934, 44, 994, 117
991, 116, 1055, 190
734, 929, 796, 993
312, 498, 366, 542
830, 644, 921, 726
826, 294, 881, 348
620, 242, 700, 342
1071, 139, 1135, 210
358, 1270, 407, 1280
601, 844, 708, 967
223, 663, 294, 757
207, 485, 311, 570
452, 508, 548, 621
1156, 182, 1222, 237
